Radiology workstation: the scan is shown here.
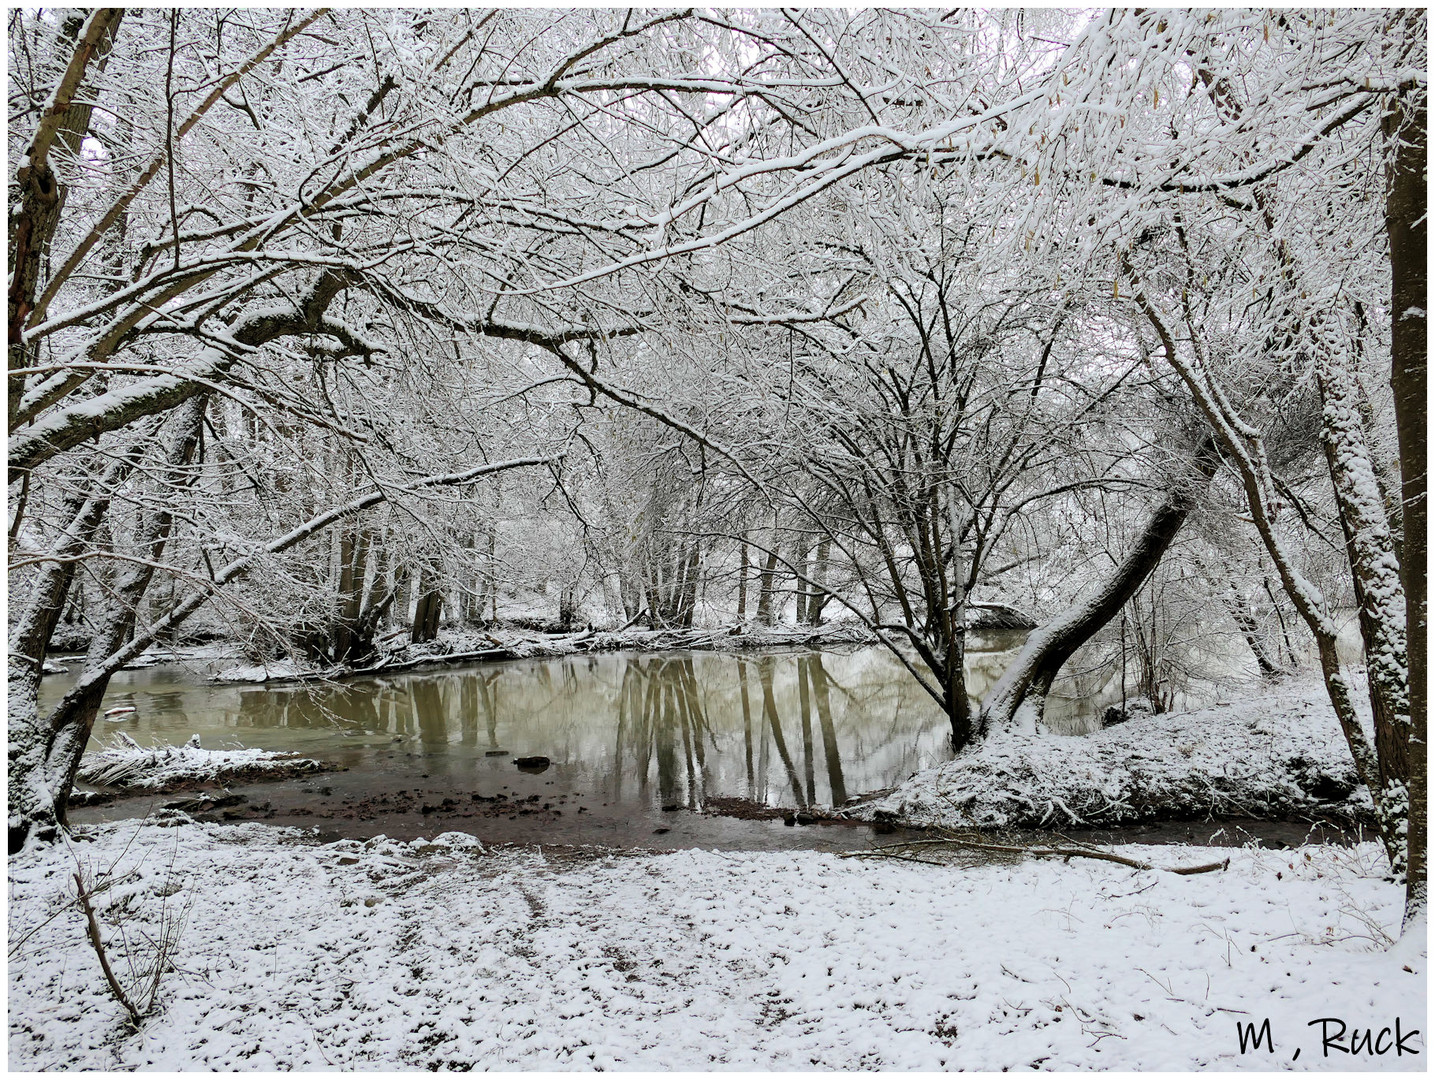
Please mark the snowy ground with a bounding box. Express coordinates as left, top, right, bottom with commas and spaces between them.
853, 674, 1368, 830
8, 818, 1424, 1070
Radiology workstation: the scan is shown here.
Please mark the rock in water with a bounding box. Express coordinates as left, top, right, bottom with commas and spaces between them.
514, 756, 551, 773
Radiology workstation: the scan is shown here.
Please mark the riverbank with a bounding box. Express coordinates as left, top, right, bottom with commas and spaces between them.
212, 622, 880, 685
8, 818, 1422, 1070
847, 672, 1372, 831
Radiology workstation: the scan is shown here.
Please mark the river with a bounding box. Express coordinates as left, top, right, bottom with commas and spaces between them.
45, 626, 1355, 849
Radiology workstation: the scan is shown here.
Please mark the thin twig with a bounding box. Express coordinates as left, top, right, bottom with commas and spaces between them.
73, 872, 143, 1025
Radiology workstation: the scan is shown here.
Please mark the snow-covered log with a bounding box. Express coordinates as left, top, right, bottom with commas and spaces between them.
77, 733, 326, 793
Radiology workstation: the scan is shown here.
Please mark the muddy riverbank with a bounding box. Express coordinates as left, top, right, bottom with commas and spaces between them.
70, 762, 1365, 856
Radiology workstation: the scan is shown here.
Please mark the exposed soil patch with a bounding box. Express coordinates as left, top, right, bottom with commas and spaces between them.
702, 799, 861, 828
70, 772, 933, 853
251, 787, 566, 825
701, 796, 789, 821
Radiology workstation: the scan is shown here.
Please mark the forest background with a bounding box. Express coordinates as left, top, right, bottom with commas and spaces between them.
7, 8, 1425, 925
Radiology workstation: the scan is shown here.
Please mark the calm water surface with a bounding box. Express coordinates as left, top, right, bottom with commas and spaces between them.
44, 633, 1287, 848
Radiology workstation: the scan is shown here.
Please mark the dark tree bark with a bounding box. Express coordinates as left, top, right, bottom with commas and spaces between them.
805, 538, 832, 626
807, 656, 846, 804
793, 534, 813, 625
7, 453, 143, 851
756, 541, 781, 626
1322, 408, 1411, 801
1384, 58, 1427, 925
9, 10, 126, 427
737, 536, 749, 620
758, 657, 804, 806
1223, 587, 1282, 679
412, 571, 444, 644
11, 269, 361, 474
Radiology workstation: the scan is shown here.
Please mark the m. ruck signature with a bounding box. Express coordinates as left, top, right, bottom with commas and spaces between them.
1237, 1017, 1422, 1061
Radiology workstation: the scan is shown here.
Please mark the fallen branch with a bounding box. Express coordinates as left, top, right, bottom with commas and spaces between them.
841, 836, 1229, 875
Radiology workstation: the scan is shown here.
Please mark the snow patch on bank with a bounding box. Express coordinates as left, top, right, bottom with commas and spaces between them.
855, 675, 1367, 830
76, 734, 328, 792
7, 819, 1421, 1070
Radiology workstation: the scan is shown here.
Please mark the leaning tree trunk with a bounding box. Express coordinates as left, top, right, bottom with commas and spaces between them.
8, 450, 146, 851
9, 10, 125, 427
1222, 584, 1283, 679
11, 453, 553, 851
1317, 348, 1412, 819
979, 439, 1219, 732
11, 397, 205, 848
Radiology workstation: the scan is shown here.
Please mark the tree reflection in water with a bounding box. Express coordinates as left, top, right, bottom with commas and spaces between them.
615, 657, 712, 809
82, 648, 983, 811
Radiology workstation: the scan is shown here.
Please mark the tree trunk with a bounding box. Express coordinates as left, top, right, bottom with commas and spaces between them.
488, 527, 499, 623
12, 451, 550, 849
1316, 333, 1412, 826
1223, 585, 1282, 679
11, 397, 205, 849
979, 439, 1218, 732
737, 536, 749, 620
756, 542, 781, 627
9, 10, 125, 428
1134, 283, 1400, 872
806, 538, 831, 626
8, 453, 142, 851
412, 570, 443, 644
1384, 55, 1427, 925
793, 534, 813, 625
